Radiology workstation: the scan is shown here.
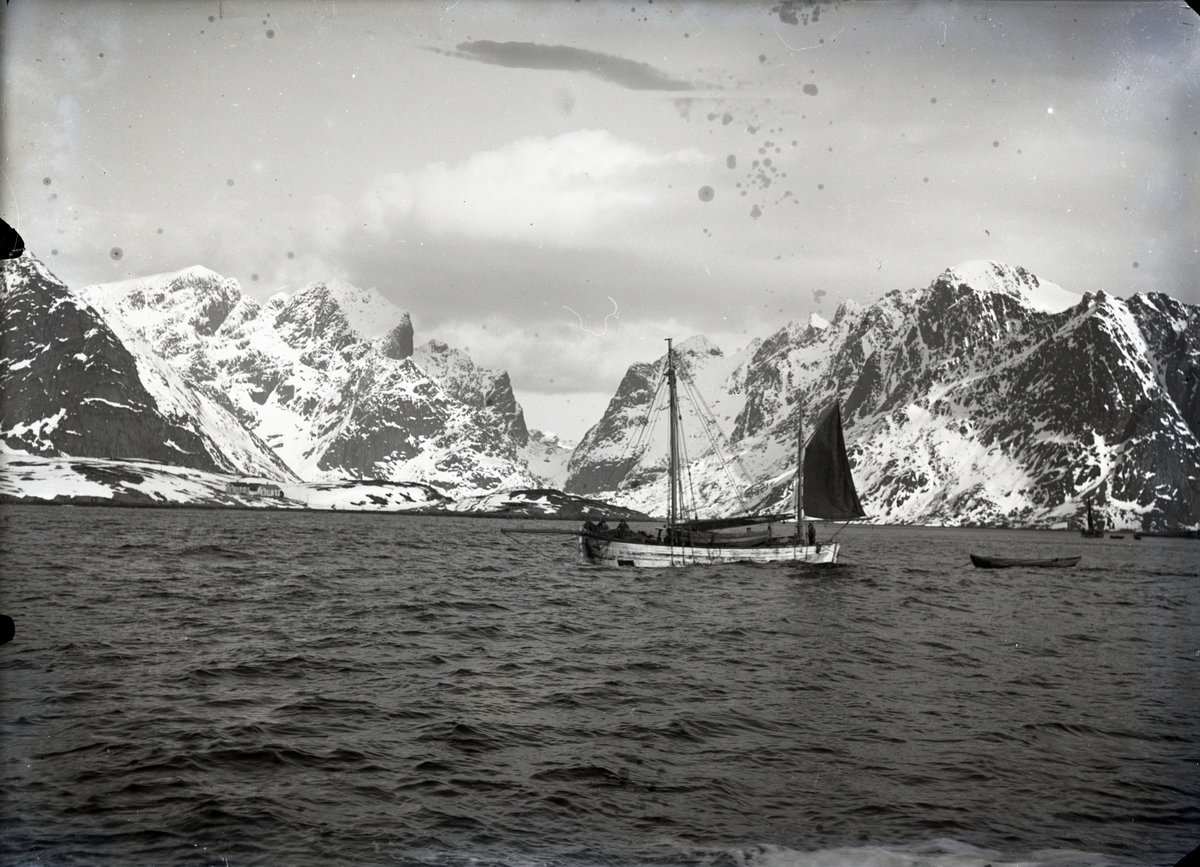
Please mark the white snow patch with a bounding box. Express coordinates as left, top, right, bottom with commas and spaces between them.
308, 278, 408, 339
948, 260, 1081, 313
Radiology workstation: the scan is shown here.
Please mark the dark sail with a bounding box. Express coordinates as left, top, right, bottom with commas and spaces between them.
803, 402, 866, 520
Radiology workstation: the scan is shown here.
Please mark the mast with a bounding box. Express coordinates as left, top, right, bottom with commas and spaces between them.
666, 338, 679, 534
796, 401, 805, 530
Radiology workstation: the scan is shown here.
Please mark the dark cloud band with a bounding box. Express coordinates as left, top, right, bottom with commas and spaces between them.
451, 40, 695, 92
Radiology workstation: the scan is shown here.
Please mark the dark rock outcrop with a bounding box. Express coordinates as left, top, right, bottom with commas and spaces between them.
1, 256, 254, 473
379, 314, 414, 360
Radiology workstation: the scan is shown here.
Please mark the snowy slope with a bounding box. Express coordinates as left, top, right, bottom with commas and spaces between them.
519, 430, 576, 489
0, 447, 643, 518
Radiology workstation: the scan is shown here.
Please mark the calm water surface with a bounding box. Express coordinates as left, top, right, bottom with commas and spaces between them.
0, 506, 1197, 867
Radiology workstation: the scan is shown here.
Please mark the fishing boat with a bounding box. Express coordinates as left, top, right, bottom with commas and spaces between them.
579, 339, 865, 567
970, 554, 1081, 569
1080, 497, 1105, 537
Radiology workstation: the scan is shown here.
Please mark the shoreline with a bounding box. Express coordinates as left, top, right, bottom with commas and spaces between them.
2, 497, 1195, 536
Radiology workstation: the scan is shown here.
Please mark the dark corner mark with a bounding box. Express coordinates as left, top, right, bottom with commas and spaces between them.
1185, 1, 1200, 22
1, 217, 25, 259
1176, 844, 1200, 867
0, 614, 13, 646
1171, 845, 1200, 864
446, 41, 695, 92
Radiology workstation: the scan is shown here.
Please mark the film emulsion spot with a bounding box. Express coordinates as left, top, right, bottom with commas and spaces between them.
803, 84, 818, 96
697, 186, 714, 202
727, 155, 736, 169
110, 247, 123, 260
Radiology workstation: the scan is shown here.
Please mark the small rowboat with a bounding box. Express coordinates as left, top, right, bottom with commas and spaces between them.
970, 554, 1080, 569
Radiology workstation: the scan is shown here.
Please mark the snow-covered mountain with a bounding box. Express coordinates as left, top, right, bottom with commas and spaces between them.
80, 265, 562, 495
11, 252, 1196, 528
566, 261, 1200, 532
520, 429, 576, 490
0, 255, 296, 480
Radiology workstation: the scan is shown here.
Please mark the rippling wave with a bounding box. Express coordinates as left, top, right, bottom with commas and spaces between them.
1, 507, 1197, 866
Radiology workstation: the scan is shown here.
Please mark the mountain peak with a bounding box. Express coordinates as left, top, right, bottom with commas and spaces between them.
676, 334, 723, 358
292, 278, 408, 340
941, 260, 1080, 314
83, 264, 243, 338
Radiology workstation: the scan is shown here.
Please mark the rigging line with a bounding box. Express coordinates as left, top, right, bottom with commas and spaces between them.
639, 356, 676, 470
680, 369, 756, 490
631, 375, 668, 468
678, 376, 750, 515
829, 519, 855, 541
0, 168, 20, 230
595, 369, 665, 494
676, 398, 700, 523
696, 389, 748, 489
694, 390, 749, 513
500, 529, 565, 562
677, 373, 754, 514
681, 379, 724, 509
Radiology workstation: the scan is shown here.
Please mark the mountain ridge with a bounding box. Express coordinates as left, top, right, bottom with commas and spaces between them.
6, 253, 1196, 529
566, 261, 1200, 531
78, 261, 556, 494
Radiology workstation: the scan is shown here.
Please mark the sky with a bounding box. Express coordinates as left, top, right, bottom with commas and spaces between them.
3, 0, 1198, 442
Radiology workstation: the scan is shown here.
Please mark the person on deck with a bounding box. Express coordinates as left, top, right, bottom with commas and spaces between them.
807, 522, 817, 547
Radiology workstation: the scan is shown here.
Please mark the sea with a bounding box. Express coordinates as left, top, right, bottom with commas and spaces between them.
0, 505, 1197, 867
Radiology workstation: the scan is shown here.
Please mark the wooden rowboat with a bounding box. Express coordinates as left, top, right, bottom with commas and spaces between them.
970, 554, 1080, 569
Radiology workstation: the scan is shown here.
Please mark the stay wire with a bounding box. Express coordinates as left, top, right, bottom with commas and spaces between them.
594, 365, 667, 494
677, 374, 752, 515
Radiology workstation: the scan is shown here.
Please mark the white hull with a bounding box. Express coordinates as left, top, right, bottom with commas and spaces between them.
580, 536, 840, 567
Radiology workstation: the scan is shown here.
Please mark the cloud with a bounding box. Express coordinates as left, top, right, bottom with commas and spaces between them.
361, 129, 702, 245
448, 41, 696, 91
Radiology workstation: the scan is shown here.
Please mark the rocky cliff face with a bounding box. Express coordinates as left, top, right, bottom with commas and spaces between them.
411, 340, 529, 446
566, 261, 1200, 531
1, 255, 294, 479
81, 268, 537, 494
